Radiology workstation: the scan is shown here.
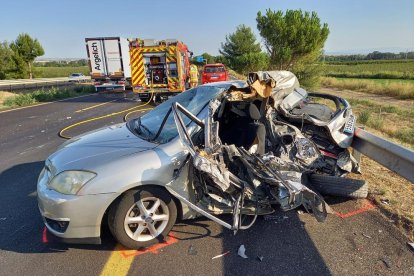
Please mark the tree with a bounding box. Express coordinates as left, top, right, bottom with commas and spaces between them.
220, 24, 268, 74
0, 42, 14, 80
10, 33, 44, 79
256, 9, 329, 88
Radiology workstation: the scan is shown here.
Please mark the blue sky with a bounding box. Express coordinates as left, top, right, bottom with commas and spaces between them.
1, 0, 413, 58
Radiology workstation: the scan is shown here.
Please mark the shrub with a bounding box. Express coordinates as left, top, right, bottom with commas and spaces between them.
358, 110, 371, 124
3, 85, 94, 107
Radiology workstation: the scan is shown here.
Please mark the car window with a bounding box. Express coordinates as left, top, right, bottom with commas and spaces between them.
129, 86, 225, 143
204, 66, 225, 73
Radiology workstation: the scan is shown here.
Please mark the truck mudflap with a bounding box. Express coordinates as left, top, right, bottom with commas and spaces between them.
169, 102, 327, 233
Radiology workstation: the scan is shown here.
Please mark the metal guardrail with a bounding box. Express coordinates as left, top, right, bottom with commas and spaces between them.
352, 128, 414, 183
0, 77, 91, 92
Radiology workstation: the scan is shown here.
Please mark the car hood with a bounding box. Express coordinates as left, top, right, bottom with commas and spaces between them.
48, 123, 157, 172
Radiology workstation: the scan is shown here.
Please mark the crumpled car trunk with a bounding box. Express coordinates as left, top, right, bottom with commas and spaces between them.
167, 71, 361, 233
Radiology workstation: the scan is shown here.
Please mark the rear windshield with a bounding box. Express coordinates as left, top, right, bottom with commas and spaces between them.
204, 66, 225, 73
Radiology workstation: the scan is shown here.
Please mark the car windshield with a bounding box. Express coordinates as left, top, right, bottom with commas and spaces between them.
128, 86, 225, 143
71, 73, 81, 77
204, 66, 225, 73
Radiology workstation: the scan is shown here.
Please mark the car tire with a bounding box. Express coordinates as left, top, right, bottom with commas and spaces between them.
140, 97, 150, 103
108, 186, 177, 249
309, 174, 368, 199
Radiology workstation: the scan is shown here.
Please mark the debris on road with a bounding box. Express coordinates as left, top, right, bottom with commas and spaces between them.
66, 116, 71, 119
211, 251, 230, 260
381, 257, 392, 268
187, 245, 197, 255
380, 199, 390, 205
408, 242, 414, 252
0, 217, 6, 221
362, 233, 372, 239
257, 256, 264, 262
238, 245, 248, 259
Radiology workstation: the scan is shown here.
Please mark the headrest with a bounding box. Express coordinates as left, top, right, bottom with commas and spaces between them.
249, 103, 261, 120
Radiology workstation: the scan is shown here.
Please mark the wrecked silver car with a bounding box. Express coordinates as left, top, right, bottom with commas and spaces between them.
38, 71, 366, 249
168, 70, 363, 233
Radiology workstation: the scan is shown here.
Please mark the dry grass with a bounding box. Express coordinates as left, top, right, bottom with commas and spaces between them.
0, 91, 17, 109
318, 88, 414, 240
321, 77, 414, 99
350, 157, 414, 241
228, 69, 246, 80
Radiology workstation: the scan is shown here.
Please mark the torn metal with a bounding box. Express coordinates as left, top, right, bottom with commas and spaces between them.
168, 71, 361, 233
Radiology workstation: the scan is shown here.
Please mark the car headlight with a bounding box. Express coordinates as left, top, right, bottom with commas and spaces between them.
48, 170, 96, 195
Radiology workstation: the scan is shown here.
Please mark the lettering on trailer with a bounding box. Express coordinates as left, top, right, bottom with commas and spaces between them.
91, 42, 101, 70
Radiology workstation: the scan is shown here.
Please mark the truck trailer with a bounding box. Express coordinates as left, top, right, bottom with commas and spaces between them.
129, 38, 192, 101
85, 37, 131, 92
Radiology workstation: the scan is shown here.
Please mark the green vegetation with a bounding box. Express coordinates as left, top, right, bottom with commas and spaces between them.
33, 66, 89, 78
324, 60, 414, 80
257, 9, 329, 88
3, 85, 95, 108
34, 59, 88, 67
220, 24, 268, 74
324, 51, 414, 62
321, 77, 414, 99
10, 33, 45, 79
345, 98, 414, 147
0, 33, 44, 79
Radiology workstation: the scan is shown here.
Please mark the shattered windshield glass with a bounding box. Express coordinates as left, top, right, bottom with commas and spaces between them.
128, 86, 225, 143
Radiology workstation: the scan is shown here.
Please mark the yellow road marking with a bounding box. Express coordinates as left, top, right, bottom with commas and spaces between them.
75, 99, 118, 113
100, 244, 134, 276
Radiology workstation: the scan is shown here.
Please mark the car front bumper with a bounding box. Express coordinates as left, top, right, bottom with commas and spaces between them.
37, 171, 118, 240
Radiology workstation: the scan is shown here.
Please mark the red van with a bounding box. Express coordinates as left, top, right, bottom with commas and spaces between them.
201, 63, 229, 84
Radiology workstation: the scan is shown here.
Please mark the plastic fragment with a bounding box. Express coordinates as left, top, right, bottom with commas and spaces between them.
0, 217, 6, 221
66, 117, 71, 119
362, 233, 372, 239
212, 250, 230, 259
408, 242, 414, 251
257, 256, 264, 262
382, 257, 392, 268
188, 245, 197, 255
238, 245, 248, 259
380, 199, 390, 205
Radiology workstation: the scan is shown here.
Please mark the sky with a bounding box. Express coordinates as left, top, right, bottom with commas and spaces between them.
0, 0, 413, 58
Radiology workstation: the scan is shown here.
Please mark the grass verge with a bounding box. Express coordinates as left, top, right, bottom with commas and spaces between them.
321, 77, 414, 99
3, 85, 95, 108
33, 66, 90, 78
319, 88, 414, 240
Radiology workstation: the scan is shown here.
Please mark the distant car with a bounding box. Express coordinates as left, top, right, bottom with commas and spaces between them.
201, 63, 228, 84
68, 73, 85, 82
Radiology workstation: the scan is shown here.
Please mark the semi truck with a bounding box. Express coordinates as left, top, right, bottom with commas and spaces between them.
129, 38, 192, 101
85, 37, 131, 92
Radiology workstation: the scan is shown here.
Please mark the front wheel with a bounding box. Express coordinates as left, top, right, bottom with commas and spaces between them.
108, 187, 177, 249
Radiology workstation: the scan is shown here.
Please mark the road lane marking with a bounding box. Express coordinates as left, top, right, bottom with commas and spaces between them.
75, 99, 119, 113
100, 235, 178, 276
0, 93, 97, 114
101, 244, 135, 276
335, 200, 376, 219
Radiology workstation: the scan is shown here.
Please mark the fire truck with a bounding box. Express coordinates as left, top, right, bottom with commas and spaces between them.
129, 38, 192, 101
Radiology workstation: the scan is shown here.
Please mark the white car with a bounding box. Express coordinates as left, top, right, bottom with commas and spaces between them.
68, 73, 85, 82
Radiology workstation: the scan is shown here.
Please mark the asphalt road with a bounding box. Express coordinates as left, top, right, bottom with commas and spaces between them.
0, 92, 413, 276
